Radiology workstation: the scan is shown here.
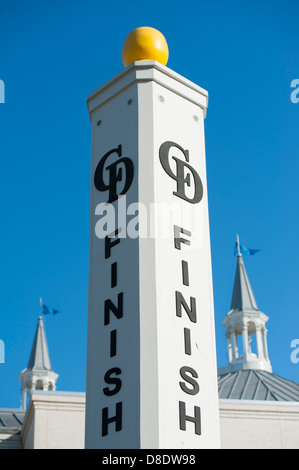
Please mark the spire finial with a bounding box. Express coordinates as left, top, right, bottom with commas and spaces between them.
236, 234, 241, 256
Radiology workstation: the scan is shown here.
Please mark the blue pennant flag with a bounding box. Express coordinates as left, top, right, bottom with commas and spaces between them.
234, 242, 261, 256
42, 304, 60, 315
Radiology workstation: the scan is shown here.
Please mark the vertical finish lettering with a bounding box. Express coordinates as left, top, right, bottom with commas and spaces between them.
179, 401, 201, 435
111, 262, 117, 288
105, 228, 121, 259
103, 367, 122, 396
182, 260, 189, 286
184, 328, 191, 355
179, 366, 200, 395
174, 225, 191, 250
104, 293, 123, 326
102, 402, 122, 437
110, 329, 117, 357
175, 291, 197, 323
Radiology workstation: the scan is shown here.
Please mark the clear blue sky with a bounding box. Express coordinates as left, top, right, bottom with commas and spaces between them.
0, 0, 298, 408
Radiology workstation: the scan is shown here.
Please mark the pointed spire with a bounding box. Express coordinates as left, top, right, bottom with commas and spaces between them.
19, 314, 59, 410
26, 316, 52, 371
230, 251, 259, 312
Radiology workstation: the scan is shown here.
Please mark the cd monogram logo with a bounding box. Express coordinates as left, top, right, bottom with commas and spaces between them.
94, 145, 134, 203
159, 141, 203, 204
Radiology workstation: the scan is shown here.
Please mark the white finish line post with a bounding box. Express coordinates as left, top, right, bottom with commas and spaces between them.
85, 28, 220, 449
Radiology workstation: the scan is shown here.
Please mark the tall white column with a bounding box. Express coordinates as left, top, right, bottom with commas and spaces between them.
85, 60, 220, 449
256, 325, 265, 360
242, 324, 249, 360
226, 332, 233, 363
262, 327, 269, 361
230, 330, 237, 361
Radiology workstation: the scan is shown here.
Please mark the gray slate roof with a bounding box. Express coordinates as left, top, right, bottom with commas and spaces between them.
0, 409, 25, 432
218, 370, 299, 401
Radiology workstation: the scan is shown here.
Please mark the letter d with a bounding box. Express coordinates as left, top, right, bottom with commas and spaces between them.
147, 455, 155, 464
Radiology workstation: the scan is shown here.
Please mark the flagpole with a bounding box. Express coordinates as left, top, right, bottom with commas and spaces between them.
40, 297, 42, 317
236, 234, 241, 256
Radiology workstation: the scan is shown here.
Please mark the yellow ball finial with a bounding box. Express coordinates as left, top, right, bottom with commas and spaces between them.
122, 27, 169, 67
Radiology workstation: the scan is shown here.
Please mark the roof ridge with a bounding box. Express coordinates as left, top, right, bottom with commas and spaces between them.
264, 371, 299, 390
251, 370, 266, 400
257, 371, 299, 401
0, 417, 6, 426
12, 413, 23, 425
239, 370, 252, 399
218, 372, 233, 385
253, 371, 282, 400
218, 373, 233, 398
229, 371, 242, 398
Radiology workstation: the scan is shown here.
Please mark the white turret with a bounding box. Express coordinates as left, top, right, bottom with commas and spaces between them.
19, 316, 59, 410
218, 237, 272, 375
